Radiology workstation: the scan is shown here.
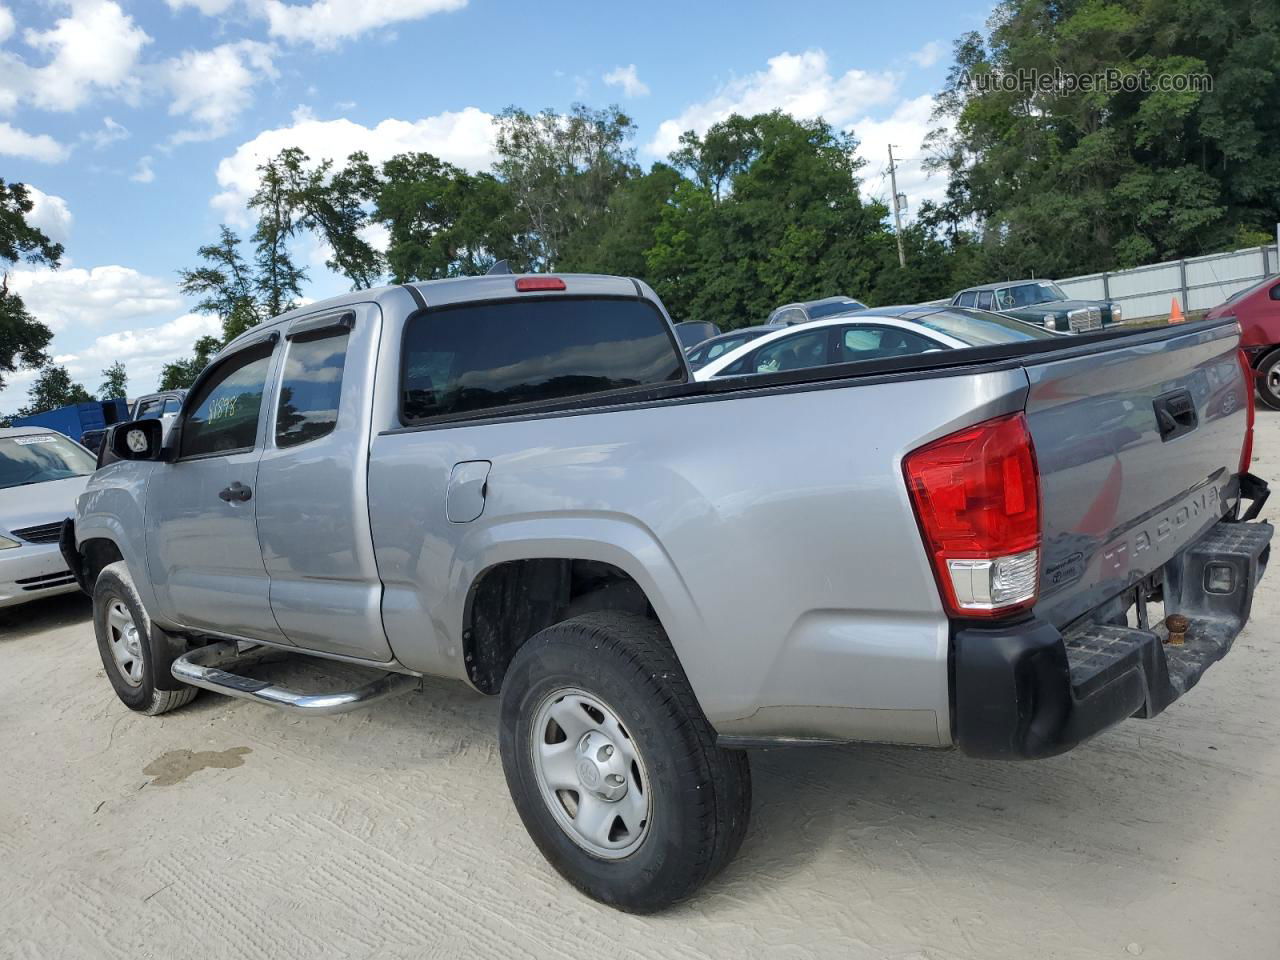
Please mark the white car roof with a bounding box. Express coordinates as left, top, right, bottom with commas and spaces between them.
692, 312, 968, 380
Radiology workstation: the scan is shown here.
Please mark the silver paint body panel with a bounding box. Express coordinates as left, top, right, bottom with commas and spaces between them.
73, 277, 1248, 746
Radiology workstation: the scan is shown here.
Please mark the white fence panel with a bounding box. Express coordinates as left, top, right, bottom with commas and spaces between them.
1057, 244, 1279, 320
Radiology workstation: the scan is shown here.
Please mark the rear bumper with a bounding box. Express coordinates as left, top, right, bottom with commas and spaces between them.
953, 506, 1272, 760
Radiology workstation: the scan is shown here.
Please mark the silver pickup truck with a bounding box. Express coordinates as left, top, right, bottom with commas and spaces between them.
63, 273, 1271, 912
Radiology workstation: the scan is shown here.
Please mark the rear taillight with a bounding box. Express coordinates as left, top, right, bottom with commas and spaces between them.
515, 276, 566, 292
1238, 348, 1255, 474
904, 412, 1041, 618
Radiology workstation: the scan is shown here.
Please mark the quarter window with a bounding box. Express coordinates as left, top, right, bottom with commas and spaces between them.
956, 291, 977, 307
275, 331, 350, 447
976, 291, 994, 310
839, 326, 941, 361
179, 343, 274, 458
401, 298, 683, 421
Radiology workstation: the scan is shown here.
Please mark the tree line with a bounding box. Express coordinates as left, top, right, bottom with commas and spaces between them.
3, 0, 1277, 412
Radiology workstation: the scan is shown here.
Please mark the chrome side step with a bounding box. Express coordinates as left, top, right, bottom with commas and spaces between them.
171, 641, 420, 716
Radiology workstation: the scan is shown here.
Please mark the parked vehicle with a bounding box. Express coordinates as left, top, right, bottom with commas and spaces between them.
684, 325, 781, 370
12, 399, 129, 447
672, 319, 720, 349
79, 390, 187, 456
1206, 274, 1280, 409
64, 273, 1269, 912
767, 295, 867, 325
951, 279, 1120, 333
1, 427, 97, 608
694, 305, 1055, 379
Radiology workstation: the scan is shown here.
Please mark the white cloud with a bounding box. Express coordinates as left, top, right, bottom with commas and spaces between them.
164, 0, 236, 13
131, 155, 155, 183
256, 0, 467, 49
164, 40, 278, 143
646, 50, 898, 156
17, 1, 151, 112
6, 265, 183, 333
603, 64, 649, 98
851, 94, 950, 213
212, 106, 497, 221
909, 40, 946, 69
0, 5, 15, 44
0, 122, 70, 163
82, 116, 129, 150
23, 187, 73, 245
53, 312, 221, 396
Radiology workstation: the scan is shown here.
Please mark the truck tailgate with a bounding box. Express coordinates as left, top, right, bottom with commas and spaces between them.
1024, 321, 1248, 629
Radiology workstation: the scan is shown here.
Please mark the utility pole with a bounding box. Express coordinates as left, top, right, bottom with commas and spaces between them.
888, 144, 906, 268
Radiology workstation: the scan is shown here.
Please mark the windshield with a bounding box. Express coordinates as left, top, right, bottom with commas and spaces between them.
913, 308, 1057, 345
0, 434, 97, 490
995, 282, 1067, 309
807, 299, 867, 320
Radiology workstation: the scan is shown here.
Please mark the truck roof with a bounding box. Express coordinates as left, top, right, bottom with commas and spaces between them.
221, 274, 651, 357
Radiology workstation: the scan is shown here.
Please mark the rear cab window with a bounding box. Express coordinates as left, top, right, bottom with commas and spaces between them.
401, 297, 684, 422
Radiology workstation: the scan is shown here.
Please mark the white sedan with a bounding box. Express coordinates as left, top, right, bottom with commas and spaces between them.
693, 305, 1057, 380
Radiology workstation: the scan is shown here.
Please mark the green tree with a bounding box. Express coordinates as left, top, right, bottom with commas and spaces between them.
97, 361, 128, 401
494, 104, 639, 270
248, 154, 308, 318
927, 0, 1280, 276
1, 179, 62, 393
352, 150, 523, 281
16, 363, 93, 417
178, 226, 263, 342
645, 112, 905, 327
158, 335, 220, 391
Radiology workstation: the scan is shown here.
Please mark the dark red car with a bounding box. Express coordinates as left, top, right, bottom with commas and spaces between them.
1207, 274, 1280, 409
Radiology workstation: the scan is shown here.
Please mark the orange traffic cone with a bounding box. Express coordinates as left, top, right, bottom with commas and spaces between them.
1169, 298, 1185, 324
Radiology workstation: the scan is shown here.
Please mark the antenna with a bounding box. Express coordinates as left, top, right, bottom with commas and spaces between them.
486, 259, 513, 276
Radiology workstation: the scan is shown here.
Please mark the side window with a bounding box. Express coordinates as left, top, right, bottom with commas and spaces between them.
135, 399, 163, 420
775, 308, 806, 325
956, 291, 976, 307
685, 343, 708, 365
839, 326, 941, 362
705, 336, 745, 361
179, 343, 274, 459
752, 329, 830, 374
976, 291, 994, 310
275, 331, 350, 447
162, 397, 181, 415
401, 298, 682, 421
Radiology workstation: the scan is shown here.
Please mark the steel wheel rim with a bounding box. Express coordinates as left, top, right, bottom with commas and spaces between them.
106, 599, 144, 687
1267, 366, 1280, 403
530, 687, 652, 860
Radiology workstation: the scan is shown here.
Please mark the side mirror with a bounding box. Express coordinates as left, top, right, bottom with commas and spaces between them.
107, 419, 166, 463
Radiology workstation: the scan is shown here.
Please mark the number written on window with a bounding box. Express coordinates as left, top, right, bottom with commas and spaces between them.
179, 343, 273, 458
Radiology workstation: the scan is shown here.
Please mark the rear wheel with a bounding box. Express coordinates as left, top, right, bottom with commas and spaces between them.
93, 562, 198, 716
498, 612, 751, 913
1255, 351, 1280, 411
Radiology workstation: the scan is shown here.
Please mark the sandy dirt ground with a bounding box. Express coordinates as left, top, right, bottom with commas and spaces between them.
3, 417, 1280, 960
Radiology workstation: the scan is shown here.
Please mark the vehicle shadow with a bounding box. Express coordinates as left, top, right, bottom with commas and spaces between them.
0, 592, 92, 641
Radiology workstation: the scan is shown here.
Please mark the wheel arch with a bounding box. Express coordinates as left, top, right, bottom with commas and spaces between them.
455, 518, 710, 703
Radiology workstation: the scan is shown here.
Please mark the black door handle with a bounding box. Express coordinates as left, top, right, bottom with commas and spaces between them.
1153, 389, 1198, 442
218, 482, 252, 503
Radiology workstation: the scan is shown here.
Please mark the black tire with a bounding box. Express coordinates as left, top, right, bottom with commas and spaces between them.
499, 612, 751, 913
1256, 351, 1280, 411
93, 561, 198, 716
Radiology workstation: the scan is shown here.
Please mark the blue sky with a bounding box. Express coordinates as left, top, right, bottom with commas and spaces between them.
0, 0, 989, 409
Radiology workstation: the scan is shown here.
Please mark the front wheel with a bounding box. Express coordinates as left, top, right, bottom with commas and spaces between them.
499, 612, 751, 913
1255, 351, 1280, 411
93, 562, 198, 716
